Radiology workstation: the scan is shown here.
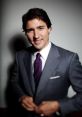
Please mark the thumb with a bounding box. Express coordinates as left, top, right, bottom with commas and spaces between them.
42, 101, 47, 104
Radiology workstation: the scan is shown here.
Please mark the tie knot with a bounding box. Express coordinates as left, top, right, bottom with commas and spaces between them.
36, 53, 41, 58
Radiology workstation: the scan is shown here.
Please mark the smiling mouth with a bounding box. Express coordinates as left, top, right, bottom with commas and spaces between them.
34, 39, 42, 44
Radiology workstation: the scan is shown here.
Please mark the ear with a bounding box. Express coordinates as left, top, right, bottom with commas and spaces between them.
48, 27, 52, 34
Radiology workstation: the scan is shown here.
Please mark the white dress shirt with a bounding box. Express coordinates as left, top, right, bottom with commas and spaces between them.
32, 42, 51, 73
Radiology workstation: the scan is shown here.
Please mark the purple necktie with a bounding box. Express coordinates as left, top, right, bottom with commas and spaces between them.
34, 53, 42, 88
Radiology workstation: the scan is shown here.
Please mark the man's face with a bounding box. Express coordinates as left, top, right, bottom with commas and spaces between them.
25, 18, 51, 50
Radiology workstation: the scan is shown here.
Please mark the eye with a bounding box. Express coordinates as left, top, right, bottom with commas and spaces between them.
25, 29, 33, 33
38, 26, 45, 30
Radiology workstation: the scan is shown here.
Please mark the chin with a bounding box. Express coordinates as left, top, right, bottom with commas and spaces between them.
34, 45, 43, 50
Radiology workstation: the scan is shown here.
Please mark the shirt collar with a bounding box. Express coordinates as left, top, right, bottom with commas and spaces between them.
33, 42, 51, 60
40, 42, 51, 61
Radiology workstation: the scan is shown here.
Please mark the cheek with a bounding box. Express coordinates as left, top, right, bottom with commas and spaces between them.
27, 34, 33, 40
43, 31, 49, 37
43, 33, 49, 40
26, 36, 33, 44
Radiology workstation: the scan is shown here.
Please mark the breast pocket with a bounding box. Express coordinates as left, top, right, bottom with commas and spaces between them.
47, 72, 66, 89
49, 72, 65, 80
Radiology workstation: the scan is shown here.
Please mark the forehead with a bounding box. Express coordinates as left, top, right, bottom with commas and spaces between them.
26, 18, 47, 28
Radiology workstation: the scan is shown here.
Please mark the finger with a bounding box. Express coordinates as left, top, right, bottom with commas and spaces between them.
35, 106, 42, 114
21, 99, 34, 108
26, 98, 36, 108
40, 113, 45, 117
22, 103, 34, 111
26, 97, 33, 103
41, 101, 47, 104
23, 98, 36, 108
24, 101, 35, 109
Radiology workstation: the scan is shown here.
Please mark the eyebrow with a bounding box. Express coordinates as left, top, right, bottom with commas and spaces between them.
25, 25, 46, 32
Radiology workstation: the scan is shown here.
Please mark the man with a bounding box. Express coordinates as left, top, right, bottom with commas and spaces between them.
11, 8, 82, 117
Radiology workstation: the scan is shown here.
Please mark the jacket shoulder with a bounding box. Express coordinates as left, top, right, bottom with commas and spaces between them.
54, 44, 75, 56
15, 46, 33, 59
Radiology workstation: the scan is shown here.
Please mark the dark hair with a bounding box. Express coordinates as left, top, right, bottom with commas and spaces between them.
22, 8, 52, 31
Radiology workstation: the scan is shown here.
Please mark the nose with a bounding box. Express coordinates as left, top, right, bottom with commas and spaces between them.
33, 30, 39, 39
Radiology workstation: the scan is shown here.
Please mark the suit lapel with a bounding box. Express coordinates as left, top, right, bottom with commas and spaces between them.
24, 51, 35, 95
36, 44, 60, 96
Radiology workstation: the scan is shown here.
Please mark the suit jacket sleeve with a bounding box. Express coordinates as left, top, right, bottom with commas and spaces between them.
60, 53, 82, 115
10, 53, 26, 101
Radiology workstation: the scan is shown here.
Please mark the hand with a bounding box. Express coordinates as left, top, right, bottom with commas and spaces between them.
19, 96, 37, 111
35, 101, 60, 116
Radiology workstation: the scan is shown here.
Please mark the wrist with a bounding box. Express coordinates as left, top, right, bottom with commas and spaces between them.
55, 101, 61, 116
19, 95, 27, 102
54, 101, 60, 111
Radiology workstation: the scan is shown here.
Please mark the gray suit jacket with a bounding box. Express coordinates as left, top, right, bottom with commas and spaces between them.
11, 43, 82, 117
